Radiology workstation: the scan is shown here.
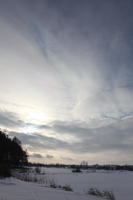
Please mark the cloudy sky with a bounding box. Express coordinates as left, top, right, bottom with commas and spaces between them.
0, 0, 133, 164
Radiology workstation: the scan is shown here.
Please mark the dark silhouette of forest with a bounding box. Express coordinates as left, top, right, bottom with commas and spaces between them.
0, 130, 28, 177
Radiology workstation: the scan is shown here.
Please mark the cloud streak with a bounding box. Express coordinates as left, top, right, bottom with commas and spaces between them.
8, 115, 133, 157
0, 109, 24, 128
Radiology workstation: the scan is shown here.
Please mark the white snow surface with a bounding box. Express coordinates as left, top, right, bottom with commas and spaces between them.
0, 168, 133, 200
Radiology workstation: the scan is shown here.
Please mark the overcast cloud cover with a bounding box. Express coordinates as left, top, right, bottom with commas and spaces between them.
0, 0, 133, 164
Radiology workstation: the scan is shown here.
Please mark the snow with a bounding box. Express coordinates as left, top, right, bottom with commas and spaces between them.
0, 168, 133, 200
0, 177, 93, 200
44, 168, 133, 200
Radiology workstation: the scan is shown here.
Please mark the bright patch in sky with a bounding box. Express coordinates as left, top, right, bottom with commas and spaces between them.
26, 111, 48, 123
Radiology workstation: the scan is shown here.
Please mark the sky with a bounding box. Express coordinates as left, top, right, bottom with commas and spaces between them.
0, 0, 133, 164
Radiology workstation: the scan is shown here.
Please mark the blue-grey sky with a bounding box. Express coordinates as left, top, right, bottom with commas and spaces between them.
0, 0, 133, 164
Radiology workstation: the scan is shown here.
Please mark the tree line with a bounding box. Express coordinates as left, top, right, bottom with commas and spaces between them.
0, 130, 28, 177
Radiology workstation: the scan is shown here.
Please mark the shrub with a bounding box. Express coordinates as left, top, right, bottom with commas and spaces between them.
88, 188, 116, 200
72, 168, 82, 173
13, 171, 73, 193
88, 188, 103, 196
62, 185, 73, 192
49, 177, 57, 188
103, 190, 116, 200
35, 166, 41, 174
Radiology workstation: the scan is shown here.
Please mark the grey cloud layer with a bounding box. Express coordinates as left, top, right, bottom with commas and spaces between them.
42, 118, 133, 153
30, 153, 44, 158
8, 116, 133, 155
30, 153, 54, 159
0, 110, 24, 128
0, 109, 133, 155
46, 154, 54, 159
9, 131, 70, 151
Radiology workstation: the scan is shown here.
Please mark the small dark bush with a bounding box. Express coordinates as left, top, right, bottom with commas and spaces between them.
35, 166, 41, 174
62, 185, 73, 191
88, 188, 102, 196
72, 168, 82, 173
103, 190, 116, 200
88, 188, 116, 200
50, 184, 57, 188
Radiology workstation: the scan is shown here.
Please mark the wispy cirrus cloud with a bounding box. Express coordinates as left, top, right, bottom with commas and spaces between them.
0, 0, 133, 163
0, 0, 133, 122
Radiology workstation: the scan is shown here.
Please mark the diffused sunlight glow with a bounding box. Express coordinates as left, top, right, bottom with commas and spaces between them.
26, 111, 49, 123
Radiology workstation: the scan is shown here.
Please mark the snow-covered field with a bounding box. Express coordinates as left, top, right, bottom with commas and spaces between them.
0, 168, 133, 200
